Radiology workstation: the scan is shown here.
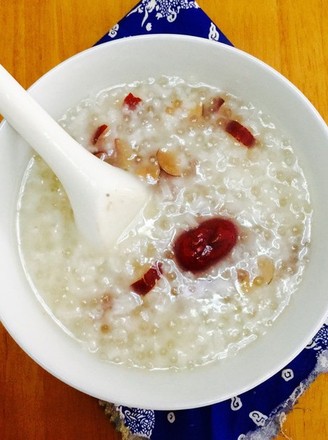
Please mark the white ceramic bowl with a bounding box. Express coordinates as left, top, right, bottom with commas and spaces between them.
0, 35, 328, 410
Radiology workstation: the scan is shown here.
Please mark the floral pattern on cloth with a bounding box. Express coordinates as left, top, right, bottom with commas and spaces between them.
95, 1, 328, 439
95, 0, 232, 45
119, 406, 155, 438
127, 0, 199, 27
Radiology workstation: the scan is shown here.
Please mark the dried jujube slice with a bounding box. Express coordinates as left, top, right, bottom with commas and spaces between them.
92, 124, 109, 145
225, 120, 256, 147
131, 262, 163, 295
202, 96, 225, 117
134, 158, 160, 184
108, 138, 135, 170
123, 92, 142, 110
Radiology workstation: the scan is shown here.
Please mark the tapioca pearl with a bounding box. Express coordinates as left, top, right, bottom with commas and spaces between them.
290, 218, 305, 236
291, 200, 304, 214
257, 297, 276, 312
204, 315, 217, 328
99, 323, 111, 334
184, 359, 196, 370
87, 339, 99, 353
197, 344, 213, 363
279, 194, 293, 208
241, 326, 253, 338
88, 304, 104, 321
114, 346, 130, 362
282, 148, 296, 166
148, 324, 159, 336
159, 346, 169, 356
169, 352, 179, 365
139, 320, 151, 333
244, 303, 257, 318
72, 317, 85, 333
228, 155, 246, 169
183, 189, 200, 205
99, 350, 110, 361
245, 145, 262, 162
111, 327, 128, 343
219, 301, 238, 316
155, 217, 171, 232
251, 186, 265, 202
79, 327, 94, 340
227, 327, 242, 341
294, 210, 306, 223
145, 347, 156, 360
143, 203, 161, 220
301, 201, 312, 214
277, 170, 294, 184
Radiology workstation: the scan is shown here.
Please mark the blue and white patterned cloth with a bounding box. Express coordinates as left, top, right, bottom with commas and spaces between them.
96, 0, 232, 45
96, 2, 328, 439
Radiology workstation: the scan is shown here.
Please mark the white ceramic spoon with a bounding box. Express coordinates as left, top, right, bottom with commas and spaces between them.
0, 65, 150, 248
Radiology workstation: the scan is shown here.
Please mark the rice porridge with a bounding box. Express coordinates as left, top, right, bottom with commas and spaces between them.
17, 76, 312, 370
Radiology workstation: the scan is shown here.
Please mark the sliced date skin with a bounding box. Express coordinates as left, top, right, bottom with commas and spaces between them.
202, 96, 225, 117
123, 93, 142, 110
225, 120, 256, 147
92, 124, 109, 145
174, 218, 238, 273
131, 262, 163, 295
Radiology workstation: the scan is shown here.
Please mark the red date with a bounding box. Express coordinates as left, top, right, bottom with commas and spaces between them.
174, 218, 238, 273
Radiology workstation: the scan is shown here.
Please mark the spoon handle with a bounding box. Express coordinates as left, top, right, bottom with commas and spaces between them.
0, 64, 98, 184
0, 65, 150, 247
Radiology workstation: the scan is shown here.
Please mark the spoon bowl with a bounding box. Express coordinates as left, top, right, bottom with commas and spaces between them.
0, 65, 150, 248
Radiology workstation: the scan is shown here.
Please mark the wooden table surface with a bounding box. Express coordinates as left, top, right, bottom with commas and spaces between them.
0, 1, 327, 439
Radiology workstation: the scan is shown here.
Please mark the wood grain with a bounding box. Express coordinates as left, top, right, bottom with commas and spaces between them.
0, 1, 327, 439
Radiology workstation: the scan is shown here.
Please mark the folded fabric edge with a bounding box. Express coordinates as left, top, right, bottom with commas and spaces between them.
242, 349, 328, 439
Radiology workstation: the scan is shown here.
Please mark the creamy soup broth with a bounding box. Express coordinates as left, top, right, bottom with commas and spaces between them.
17, 76, 312, 369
